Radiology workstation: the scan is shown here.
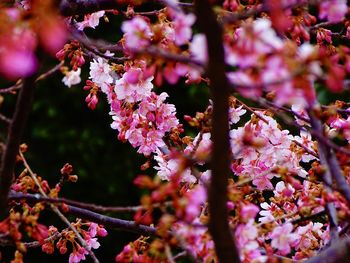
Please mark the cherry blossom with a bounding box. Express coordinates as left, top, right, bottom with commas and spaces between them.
270, 222, 299, 255
62, 68, 81, 88
77, 11, 105, 31
121, 16, 153, 50
319, 0, 348, 22
89, 58, 113, 92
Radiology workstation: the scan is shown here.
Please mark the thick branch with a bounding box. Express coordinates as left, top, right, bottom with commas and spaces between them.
194, 1, 240, 263
0, 76, 36, 219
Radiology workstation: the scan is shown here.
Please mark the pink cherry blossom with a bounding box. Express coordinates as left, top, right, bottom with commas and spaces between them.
190, 34, 208, 64
229, 105, 246, 125
62, 68, 81, 88
240, 203, 260, 221
319, 0, 348, 22
274, 181, 295, 198
77, 11, 105, 30
172, 12, 196, 45
184, 185, 206, 222
89, 57, 113, 92
121, 17, 153, 49
270, 222, 299, 255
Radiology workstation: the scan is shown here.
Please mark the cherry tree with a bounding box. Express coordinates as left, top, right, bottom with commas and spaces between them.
1, 0, 350, 262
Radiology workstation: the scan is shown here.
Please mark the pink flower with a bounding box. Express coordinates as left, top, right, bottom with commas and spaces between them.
69, 248, 87, 263
62, 68, 81, 88
185, 185, 206, 222
77, 11, 105, 30
270, 222, 299, 255
121, 17, 153, 49
274, 182, 295, 198
86, 238, 100, 250
241, 203, 260, 221
114, 69, 153, 103
172, 12, 196, 45
190, 34, 208, 63
319, 0, 347, 23
229, 105, 246, 124
89, 58, 113, 92
154, 151, 196, 183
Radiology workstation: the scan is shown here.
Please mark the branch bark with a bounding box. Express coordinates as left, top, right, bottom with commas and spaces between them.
306, 237, 350, 263
60, 0, 120, 17
308, 106, 350, 204
194, 1, 240, 262
0, 76, 36, 219
9, 191, 157, 236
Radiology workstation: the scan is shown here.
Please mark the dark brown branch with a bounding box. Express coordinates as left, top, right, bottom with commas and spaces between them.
194, 1, 240, 263
65, 206, 157, 236
9, 191, 157, 236
9, 190, 144, 213
71, 28, 203, 67
0, 76, 36, 219
60, 0, 121, 17
59, 0, 193, 17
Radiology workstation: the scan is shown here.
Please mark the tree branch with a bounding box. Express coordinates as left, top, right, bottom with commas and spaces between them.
308, 106, 350, 205
8, 191, 157, 236
194, 1, 240, 262
0, 76, 36, 219
306, 237, 350, 263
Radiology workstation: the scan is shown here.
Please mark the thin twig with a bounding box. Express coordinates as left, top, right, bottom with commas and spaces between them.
19, 151, 100, 263
9, 190, 171, 213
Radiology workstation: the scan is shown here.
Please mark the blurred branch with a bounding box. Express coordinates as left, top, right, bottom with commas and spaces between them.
0, 62, 63, 94
194, 1, 240, 263
0, 113, 11, 125
306, 237, 350, 263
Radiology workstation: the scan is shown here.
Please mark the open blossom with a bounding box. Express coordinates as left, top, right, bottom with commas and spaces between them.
114, 69, 153, 103
294, 131, 317, 162
270, 222, 299, 255
190, 34, 208, 63
319, 0, 347, 22
172, 12, 196, 45
235, 219, 266, 262
154, 151, 196, 183
77, 11, 105, 30
69, 247, 87, 263
229, 105, 246, 124
62, 68, 81, 88
121, 16, 153, 49
274, 181, 295, 198
240, 203, 259, 221
184, 185, 206, 222
89, 57, 113, 92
